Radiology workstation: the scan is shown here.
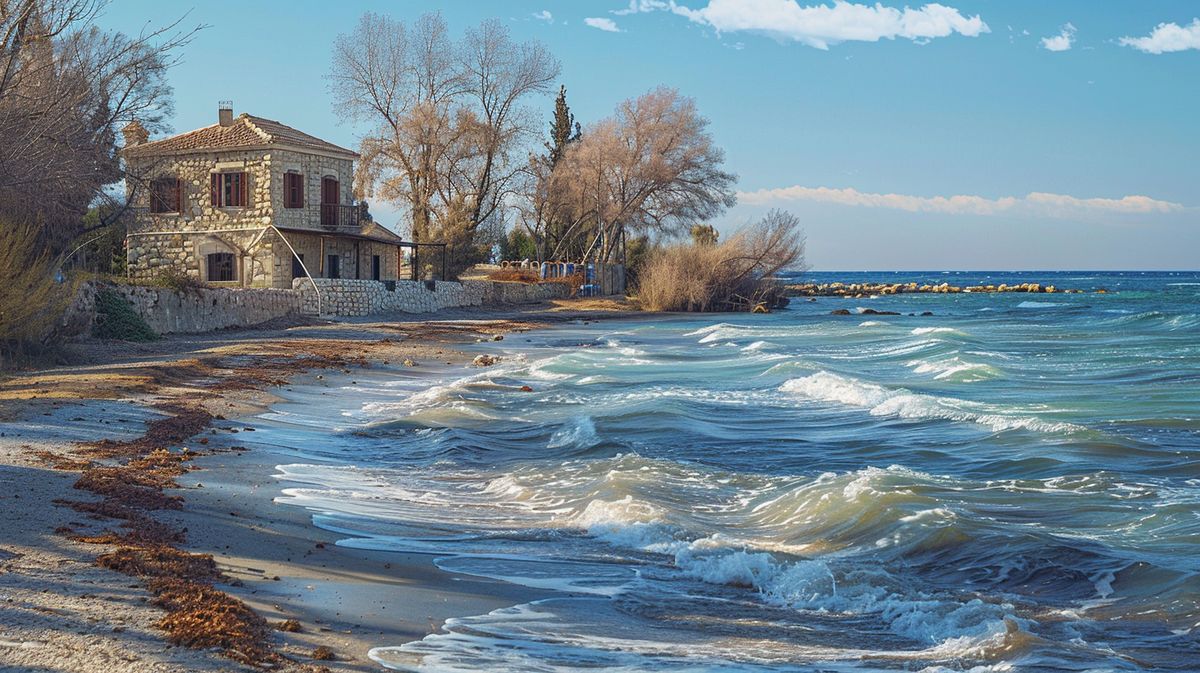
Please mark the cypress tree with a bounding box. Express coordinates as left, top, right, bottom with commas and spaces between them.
547, 85, 581, 167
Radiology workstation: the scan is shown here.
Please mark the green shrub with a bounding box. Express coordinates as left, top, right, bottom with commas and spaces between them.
93, 289, 158, 341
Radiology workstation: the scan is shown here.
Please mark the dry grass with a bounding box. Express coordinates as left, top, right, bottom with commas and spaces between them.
487, 267, 584, 296
0, 220, 76, 368
639, 210, 803, 313
488, 267, 541, 283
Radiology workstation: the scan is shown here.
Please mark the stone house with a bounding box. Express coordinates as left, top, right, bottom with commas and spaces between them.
121, 104, 408, 288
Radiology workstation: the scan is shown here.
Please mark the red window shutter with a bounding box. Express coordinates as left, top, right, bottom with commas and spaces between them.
240, 172, 249, 207
210, 174, 220, 207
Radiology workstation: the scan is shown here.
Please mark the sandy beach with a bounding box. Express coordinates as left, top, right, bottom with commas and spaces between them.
0, 301, 632, 672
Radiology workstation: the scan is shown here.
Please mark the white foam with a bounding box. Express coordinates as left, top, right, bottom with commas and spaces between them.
671, 545, 1021, 650
908, 356, 1000, 383
1017, 301, 1063, 308
781, 371, 1081, 434
911, 326, 968, 336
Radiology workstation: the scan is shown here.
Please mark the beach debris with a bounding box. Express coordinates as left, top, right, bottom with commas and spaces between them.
492, 334, 504, 341
277, 619, 302, 633
312, 646, 335, 661
751, 303, 769, 314
472, 354, 499, 367
402, 358, 417, 367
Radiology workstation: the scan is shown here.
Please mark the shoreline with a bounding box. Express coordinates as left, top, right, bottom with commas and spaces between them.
0, 302, 635, 672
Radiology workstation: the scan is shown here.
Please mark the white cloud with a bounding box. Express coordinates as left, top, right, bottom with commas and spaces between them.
668, 0, 989, 50
1041, 23, 1075, 52
584, 17, 622, 32
532, 10, 553, 23
738, 185, 1185, 217
614, 0, 671, 15
1119, 18, 1200, 54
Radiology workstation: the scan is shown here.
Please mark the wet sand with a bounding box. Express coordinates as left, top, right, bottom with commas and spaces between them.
0, 302, 635, 672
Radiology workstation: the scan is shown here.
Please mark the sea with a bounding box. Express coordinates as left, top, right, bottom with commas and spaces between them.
249, 271, 1200, 672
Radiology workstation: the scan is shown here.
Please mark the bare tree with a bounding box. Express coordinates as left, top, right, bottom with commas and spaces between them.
547, 87, 737, 264
330, 11, 559, 273
0, 0, 198, 252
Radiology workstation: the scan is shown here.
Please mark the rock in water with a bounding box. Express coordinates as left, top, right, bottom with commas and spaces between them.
472, 354, 499, 367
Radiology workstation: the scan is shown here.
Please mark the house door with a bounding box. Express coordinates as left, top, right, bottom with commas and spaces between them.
320, 177, 339, 226
372, 255, 381, 281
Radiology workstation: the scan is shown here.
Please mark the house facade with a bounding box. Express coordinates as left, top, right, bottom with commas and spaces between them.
121, 104, 407, 289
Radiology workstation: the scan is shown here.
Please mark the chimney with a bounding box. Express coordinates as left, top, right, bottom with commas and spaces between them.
122, 120, 148, 147
218, 100, 234, 127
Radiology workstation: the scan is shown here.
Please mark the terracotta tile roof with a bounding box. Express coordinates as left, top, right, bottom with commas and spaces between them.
124, 113, 357, 158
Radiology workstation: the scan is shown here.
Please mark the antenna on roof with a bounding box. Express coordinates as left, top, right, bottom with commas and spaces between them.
218, 100, 234, 127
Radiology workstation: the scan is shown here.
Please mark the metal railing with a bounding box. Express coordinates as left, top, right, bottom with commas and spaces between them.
320, 203, 361, 229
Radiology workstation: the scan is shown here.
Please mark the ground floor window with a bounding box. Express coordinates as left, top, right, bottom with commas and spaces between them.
207, 252, 236, 282
327, 254, 340, 279
372, 255, 381, 281
292, 253, 305, 279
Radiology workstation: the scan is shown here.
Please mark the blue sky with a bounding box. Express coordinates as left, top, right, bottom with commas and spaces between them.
97, 1, 1199, 270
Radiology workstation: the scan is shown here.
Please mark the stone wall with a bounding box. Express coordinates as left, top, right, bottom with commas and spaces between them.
65, 278, 570, 338
295, 278, 570, 316
68, 283, 301, 336
118, 285, 299, 334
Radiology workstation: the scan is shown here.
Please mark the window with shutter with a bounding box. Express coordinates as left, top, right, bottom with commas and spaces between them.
212, 172, 249, 207
150, 177, 181, 213
284, 173, 304, 208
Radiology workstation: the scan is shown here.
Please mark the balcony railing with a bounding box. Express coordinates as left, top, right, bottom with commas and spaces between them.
320, 203, 362, 229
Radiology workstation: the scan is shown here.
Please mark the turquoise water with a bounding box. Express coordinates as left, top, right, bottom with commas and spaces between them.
259, 271, 1199, 672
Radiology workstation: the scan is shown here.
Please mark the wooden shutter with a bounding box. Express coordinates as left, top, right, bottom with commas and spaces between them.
174, 178, 182, 212
240, 172, 249, 207
210, 174, 220, 207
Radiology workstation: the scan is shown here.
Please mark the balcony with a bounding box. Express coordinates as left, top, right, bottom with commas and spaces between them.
320, 203, 362, 230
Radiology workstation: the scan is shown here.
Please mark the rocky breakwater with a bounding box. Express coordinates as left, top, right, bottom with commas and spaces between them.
786, 281, 1086, 298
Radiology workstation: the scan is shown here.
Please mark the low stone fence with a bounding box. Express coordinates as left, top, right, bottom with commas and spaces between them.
122, 285, 301, 333
65, 278, 573, 338
294, 278, 570, 316
68, 283, 301, 335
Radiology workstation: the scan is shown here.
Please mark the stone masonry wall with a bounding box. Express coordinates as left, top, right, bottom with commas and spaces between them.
125, 148, 354, 288
68, 283, 301, 336
116, 285, 300, 334
295, 278, 570, 316
66, 278, 569, 338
